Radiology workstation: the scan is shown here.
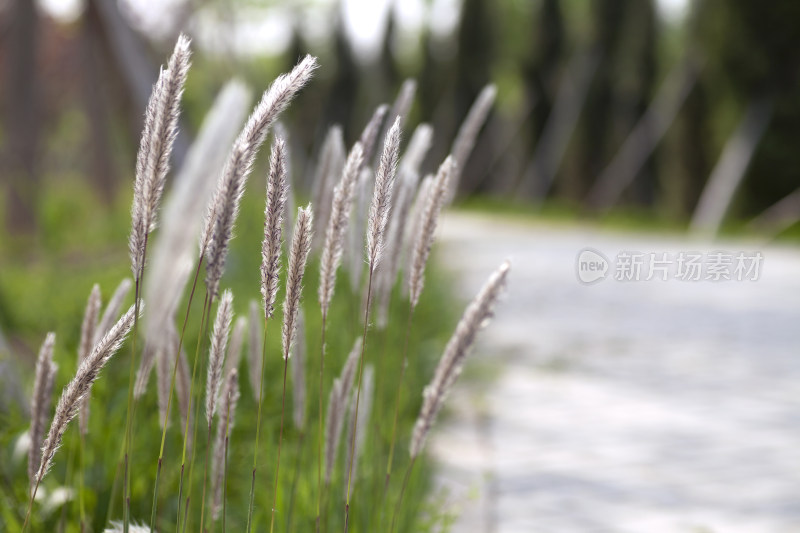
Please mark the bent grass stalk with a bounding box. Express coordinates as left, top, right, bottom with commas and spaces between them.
344, 271, 375, 532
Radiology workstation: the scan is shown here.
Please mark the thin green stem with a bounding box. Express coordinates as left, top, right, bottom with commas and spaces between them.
22, 479, 41, 532
79, 431, 86, 533
123, 274, 141, 533
150, 255, 205, 530
246, 316, 270, 532
390, 457, 416, 533
315, 313, 326, 533
222, 400, 232, 533
286, 430, 306, 533
344, 267, 375, 532
385, 302, 414, 486
269, 356, 291, 533
198, 422, 214, 533
175, 290, 210, 533
183, 293, 214, 533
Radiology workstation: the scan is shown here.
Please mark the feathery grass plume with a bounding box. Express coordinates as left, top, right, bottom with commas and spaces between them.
206, 290, 233, 424
202, 55, 317, 298
95, 279, 132, 346
403, 175, 434, 295
271, 205, 312, 533
447, 84, 496, 201
359, 104, 390, 164
29, 333, 57, 494
367, 117, 402, 271
247, 299, 263, 399
261, 137, 289, 319
283, 205, 313, 359
408, 156, 454, 308
212, 369, 240, 520
343, 364, 373, 490
311, 125, 346, 249
103, 522, 151, 533
224, 316, 247, 378
319, 142, 364, 316
410, 260, 510, 458
129, 35, 192, 280
388, 79, 417, 130
35, 304, 139, 488
291, 308, 307, 431
144, 80, 250, 352
374, 125, 432, 325
77, 285, 101, 435
373, 80, 416, 166
348, 166, 373, 293
324, 337, 361, 484
275, 122, 297, 248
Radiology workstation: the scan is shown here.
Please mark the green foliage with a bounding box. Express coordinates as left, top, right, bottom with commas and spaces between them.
0, 172, 460, 532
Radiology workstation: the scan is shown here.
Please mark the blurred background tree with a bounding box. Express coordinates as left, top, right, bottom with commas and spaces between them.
1, 0, 799, 236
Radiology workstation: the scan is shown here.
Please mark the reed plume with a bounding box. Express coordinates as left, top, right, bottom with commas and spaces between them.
312, 126, 346, 249
78, 284, 101, 435
410, 260, 509, 458
129, 35, 192, 280
324, 337, 361, 484
34, 304, 139, 489
28, 333, 56, 495
261, 137, 289, 319
374, 124, 432, 326
360, 104, 390, 164
387, 79, 417, 131
95, 279, 132, 346
247, 299, 263, 399
212, 369, 240, 521
271, 205, 313, 533
202, 55, 317, 298
348, 166, 373, 293
367, 117, 402, 271
319, 142, 364, 316
206, 290, 233, 424
282, 206, 313, 360
403, 175, 434, 295
408, 156, 454, 308
447, 84, 496, 201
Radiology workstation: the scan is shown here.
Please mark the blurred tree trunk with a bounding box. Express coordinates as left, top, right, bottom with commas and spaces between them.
586, 57, 698, 212
4, 0, 40, 233
572, 0, 629, 200
524, 0, 564, 148
627, 0, 657, 206
676, 78, 710, 216
454, 0, 494, 194
81, 1, 117, 203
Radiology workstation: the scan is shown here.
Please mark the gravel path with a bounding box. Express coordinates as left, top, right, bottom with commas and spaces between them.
429, 212, 800, 533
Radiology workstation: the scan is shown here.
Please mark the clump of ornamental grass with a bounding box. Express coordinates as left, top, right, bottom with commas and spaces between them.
16, 34, 504, 533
